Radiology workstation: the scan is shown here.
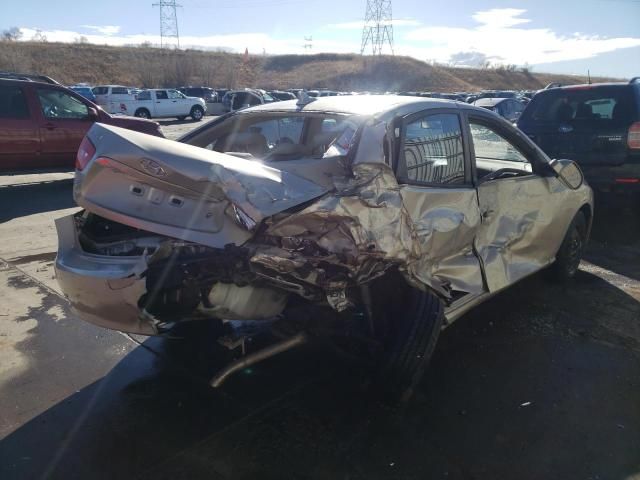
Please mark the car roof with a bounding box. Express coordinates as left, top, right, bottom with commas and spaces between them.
545, 82, 632, 92
242, 94, 476, 118
473, 98, 508, 107
0, 77, 58, 88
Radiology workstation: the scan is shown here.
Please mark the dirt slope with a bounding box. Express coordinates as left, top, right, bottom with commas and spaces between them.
0, 41, 618, 91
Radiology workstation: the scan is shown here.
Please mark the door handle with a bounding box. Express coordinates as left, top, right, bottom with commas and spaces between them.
43, 123, 56, 130
156, 101, 161, 103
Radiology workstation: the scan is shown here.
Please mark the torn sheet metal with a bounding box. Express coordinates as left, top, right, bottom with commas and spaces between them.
259, 159, 482, 301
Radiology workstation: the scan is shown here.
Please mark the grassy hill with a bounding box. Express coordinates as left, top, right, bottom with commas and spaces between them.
0, 41, 618, 92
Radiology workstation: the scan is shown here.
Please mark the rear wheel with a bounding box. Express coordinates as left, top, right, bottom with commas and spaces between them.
190, 106, 204, 121
551, 211, 587, 280
135, 108, 151, 119
369, 274, 444, 404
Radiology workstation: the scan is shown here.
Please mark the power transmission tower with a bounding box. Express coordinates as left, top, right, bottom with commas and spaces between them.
152, 0, 181, 49
360, 0, 394, 56
303, 36, 313, 53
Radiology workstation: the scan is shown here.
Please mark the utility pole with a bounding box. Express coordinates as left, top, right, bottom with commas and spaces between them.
360, 0, 394, 56
152, 0, 181, 49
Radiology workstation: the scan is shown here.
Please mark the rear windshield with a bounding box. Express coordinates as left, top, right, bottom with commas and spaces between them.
520, 86, 637, 126
184, 113, 361, 161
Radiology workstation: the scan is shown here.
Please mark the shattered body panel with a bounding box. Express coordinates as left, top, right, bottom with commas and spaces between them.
56, 97, 594, 335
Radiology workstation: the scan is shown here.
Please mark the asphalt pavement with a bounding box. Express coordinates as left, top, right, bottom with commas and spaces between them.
0, 121, 639, 480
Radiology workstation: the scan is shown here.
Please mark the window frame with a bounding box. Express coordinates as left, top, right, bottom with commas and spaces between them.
395, 108, 474, 188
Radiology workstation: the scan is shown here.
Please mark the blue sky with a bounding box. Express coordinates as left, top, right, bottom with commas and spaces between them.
4, 0, 640, 77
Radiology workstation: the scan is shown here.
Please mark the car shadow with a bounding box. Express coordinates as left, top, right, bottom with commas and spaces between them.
585, 200, 640, 281
158, 119, 200, 126
1, 269, 639, 480
0, 178, 76, 223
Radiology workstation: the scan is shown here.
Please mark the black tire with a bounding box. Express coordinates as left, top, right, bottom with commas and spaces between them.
551, 211, 587, 280
176, 115, 187, 121
135, 108, 151, 119
190, 106, 204, 121
370, 276, 445, 404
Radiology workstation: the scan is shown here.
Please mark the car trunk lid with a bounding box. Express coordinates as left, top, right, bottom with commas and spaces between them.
74, 123, 328, 248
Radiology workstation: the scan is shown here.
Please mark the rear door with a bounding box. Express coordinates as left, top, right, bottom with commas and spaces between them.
0, 84, 40, 170
396, 109, 486, 298
519, 85, 636, 166
36, 86, 94, 167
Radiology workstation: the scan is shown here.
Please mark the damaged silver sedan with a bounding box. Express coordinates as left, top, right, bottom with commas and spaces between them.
55, 95, 593, 400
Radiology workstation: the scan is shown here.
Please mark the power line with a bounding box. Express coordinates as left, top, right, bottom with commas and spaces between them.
152, 0, 181, 49
360, 0, 394, 56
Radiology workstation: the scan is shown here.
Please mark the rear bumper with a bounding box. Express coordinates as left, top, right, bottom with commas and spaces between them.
582, 163, 640, 193
54, 214, 158, 335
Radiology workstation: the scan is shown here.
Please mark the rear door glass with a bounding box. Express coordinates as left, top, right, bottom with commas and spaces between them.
111, 87, 129, 95
522, 86, 636, 126
520, 86, 636, 164
0, 86, 29, 119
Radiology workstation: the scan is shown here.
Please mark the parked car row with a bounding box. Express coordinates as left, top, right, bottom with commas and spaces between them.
0, 74, 163, 171
1, 70, 638, 198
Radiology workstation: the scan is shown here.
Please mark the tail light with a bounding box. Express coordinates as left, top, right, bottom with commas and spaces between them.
76, 136, 96, 171
629, 122, 640, 150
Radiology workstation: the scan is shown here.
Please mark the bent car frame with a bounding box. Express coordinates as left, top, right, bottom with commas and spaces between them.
55, 95, 593, 401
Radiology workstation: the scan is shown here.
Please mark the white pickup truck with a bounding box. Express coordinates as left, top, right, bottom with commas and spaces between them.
117, 89, 207, 121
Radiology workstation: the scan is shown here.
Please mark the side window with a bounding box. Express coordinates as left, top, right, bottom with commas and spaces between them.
399, 113, 466, 185
248, 94, 262, 106
470, 123, 529, 164
136, 90, 151, 101
233, 93, 247, 109
168, 90, 183, 99
0, 86, 30, 119
92, 86, 108, 95
37, 89, 89, 120
513, 101, 524, 113
111, 87, 129, 95
155, 90, 168, 100
321, 118, 338, 132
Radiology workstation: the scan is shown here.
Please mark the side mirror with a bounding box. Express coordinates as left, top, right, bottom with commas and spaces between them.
87, 106, 99, 120
550, 159, 584, 190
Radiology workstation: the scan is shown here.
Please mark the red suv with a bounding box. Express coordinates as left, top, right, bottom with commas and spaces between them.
0, 76, 164, 171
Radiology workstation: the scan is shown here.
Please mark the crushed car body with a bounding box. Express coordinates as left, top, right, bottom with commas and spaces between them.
55, 95, 594, 398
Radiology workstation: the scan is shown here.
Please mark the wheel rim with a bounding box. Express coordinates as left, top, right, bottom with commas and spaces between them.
193, 109, 202, 119
566, 229, 583, 274
137, 111, 148, 118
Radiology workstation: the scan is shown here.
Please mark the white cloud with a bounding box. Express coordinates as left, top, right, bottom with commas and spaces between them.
403, 8, 640, 65
16, 27, 357, 55
471, 9, 531, 28
14, 8, 640, 73
328, 18, 421, 30
81, 25, 121, 35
